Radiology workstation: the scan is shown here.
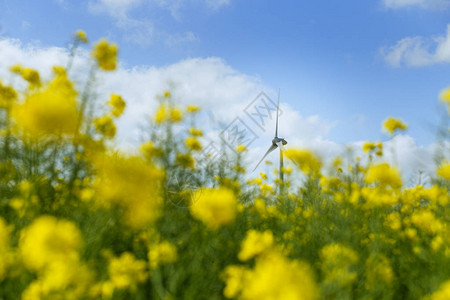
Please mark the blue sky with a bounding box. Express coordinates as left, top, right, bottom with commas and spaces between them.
1, 0, 450, 149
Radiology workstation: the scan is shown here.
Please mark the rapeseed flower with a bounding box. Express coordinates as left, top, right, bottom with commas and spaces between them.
93, 154, 163, 228
238, 230, 274, 261
108, 252, 148, 291
94, 115, 116, 139
148, 241, 178, 269
365, 163, 402, 189
92, 39, 118, 71
185, 136, 202, 151
0, 81, 17, 109
284, 148, 322, 175
190, 187, 237, 230
365, 254, 394, 290
154, 103, 183, 123
226, 251, 319, 300
12, 68, 78, 136
382, 117, 408, 135
19, 216, 82, 271
320, 243, 359, 287
108, 94, 126, 117
439, 88, 450, 113
0, 218, 12, 280
74, 30, 88, 43
10, 65, 41, 88
437, 161, 450, 180
428, 280, 450, 300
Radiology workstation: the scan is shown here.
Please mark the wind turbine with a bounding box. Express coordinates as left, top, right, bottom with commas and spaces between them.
253, 89, 287, 183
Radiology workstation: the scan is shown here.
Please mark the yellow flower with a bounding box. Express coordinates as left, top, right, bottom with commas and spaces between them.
363, 142, 376, 153
140, 141, 164, 158
74, 30, 88, 43
108, 252, 148, 291
19, 216, 82, 271
222, 265, 248, 299
176, 153, 195, 169
186, 105, 201, 113
94, 115, 116, 139
410, 210, 443, 234
437, 161, 450, 180
238, 230, 274, 261
320, 243, 358, 287
382, 117, 408, 135
428, 280, 450, 300
365, 254, 394, 290
148, 241, 178, 269
154, 103, 183, 123
229, 251, 319, 300
190, 187, 238, 230
189, 127, 203, 136
439, 88, 450, 113
365, 163, 402, 188
236, 145, 248, 153
10, 65, 41, 88
0, 218, 12, 280
0, 81, 17, 109
170, 106, 183, 122
185, 136, 202, 151
163, 90, 171, 98
93, 154, 163, 228
108, 94, 126, 117
284, 148, 322, 175
92, 39, 118, 71
12, 67, 78, 136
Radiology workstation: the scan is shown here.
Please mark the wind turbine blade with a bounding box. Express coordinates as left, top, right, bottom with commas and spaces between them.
253, 144, 278, 172
275, 89, 280, 138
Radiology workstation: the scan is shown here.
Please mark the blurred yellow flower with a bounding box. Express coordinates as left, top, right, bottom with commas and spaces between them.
0, 218, 12, 280
437, 161, 450, 180
185, 136, 202, 151
222, 265, 248, 298
108, 94, 126, 117
10, 65, 41, 89
176, 153, 195, 169
75, 30, 88, 43
189, 127, 203, 136
284, 148, 322, 175
238, 230, 274, 261
148, 241, 178, 269
382, 117, 407, 135
365, 254, 394, 290
94, 115, 116, 139
225, 251, 319, 300
164, 90, 171, 98
428, 280, 450, 300
93, 154, 163, 228
19, 216, 82, 271
92, 39, 118, 71
154, 103, 183, 123
140, 141, 163, 158
12, 70, 78, 136
365, 163, 402, 189
108, 252, 148, 291
439, 88, 450, 113
187, 104, 201, 113
190, 187, 237, 230
0, 81, 17, 109
320, 243, 358, 287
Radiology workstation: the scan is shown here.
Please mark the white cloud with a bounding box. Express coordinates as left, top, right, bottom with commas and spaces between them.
381, 24, 450, 67
383, 0, 450, 9
0, 37, 443, 184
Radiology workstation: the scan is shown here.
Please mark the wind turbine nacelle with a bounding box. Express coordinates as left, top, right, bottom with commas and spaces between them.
272, 137, 288, 146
